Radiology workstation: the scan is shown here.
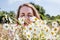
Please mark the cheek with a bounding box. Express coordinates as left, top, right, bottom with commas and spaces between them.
32, 13, 34, 16
19, 13, 21, 17
30, 12, 34, 16
29, 13, 34, 17
19, 13, 23, 17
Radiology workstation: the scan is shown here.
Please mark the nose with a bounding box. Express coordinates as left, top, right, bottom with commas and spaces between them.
24, 16, 30, 20
24, 16, 28, 19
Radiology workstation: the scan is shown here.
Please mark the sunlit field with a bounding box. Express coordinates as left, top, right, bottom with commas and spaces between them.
0, 3, 60, 40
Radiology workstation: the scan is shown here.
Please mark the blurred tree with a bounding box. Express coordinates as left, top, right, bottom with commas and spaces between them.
0, 11, 16, 23
45, 14, 51, 20
55, 15, 60, 19
8, 11, 16, 18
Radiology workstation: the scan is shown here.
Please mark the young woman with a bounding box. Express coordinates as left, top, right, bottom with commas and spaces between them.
17, 3, 40, 26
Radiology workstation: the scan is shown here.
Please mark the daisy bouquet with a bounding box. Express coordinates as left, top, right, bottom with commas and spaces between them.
0, 16, 60, 40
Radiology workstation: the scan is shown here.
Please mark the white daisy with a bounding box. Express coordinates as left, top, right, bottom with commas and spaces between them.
44, 20, 47, 25
9, 24, 17, 32
18, 17, 25, 24
50, 31, 56, 36
52, 27, 59, 33
40, 20, 44, 24
13, 34, 20, 40
29, 16, 38, 22
10, 26, 17, 32
43, 25, 50, 32
45, 35, 53, 40
52, 21, 58, 27
28, 23, 35, 32
3, 23, 10, 30
23, 27, 29, 35
26, 31, 32, 40
34, 20, 41, 27
41, 35, 45, 39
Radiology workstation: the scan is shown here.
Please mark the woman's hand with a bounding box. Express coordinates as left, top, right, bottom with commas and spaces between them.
24, 18, 32, 26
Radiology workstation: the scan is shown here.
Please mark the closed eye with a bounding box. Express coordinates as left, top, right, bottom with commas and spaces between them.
28, 13, 33, 17
21, 13, 25, 17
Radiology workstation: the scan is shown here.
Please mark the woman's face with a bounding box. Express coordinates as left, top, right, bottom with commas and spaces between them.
19, 6, 34, 18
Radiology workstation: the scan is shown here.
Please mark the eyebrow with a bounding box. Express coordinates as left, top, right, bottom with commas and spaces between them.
28, 13, 31, 14
21, 13, 25, 14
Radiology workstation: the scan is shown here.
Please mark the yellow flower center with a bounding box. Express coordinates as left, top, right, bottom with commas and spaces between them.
51, 32, 54, 35
34, 29, 36, 31
33, 33, 36, 36
29, 28, 32, 30
35, 18, 38, 21
46, 29, 48, 32
27, 35, 30, 38
54, 28, 57, 31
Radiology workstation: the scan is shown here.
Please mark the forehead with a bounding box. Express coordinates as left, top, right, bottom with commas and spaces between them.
20, 6, 33, 13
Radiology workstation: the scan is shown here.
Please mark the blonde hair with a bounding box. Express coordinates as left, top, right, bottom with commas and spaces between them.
17, 3, 40, 19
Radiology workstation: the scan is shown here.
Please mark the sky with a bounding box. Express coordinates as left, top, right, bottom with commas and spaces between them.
0, 0, 60, 16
